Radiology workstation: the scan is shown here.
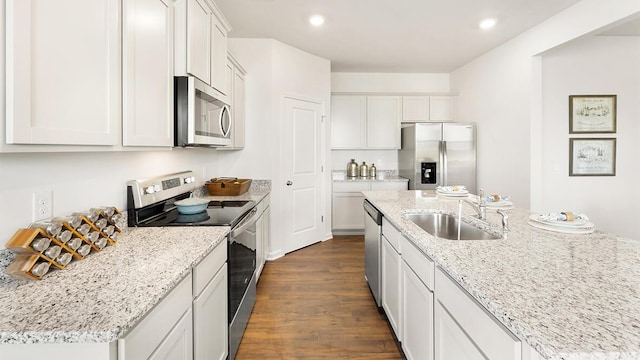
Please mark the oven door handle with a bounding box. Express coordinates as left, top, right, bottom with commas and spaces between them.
230, 207, 258, 237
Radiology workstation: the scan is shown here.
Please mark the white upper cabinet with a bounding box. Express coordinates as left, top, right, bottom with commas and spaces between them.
402, 95, 455, 122
186, 0, 212, 84
175, 0, 230, 94
402, 96, 430, 122
331, 95, 400, 149
219, 54, 246, 150
210, 8, 229, 94
5, 0, 121, 146
122, 0, 174, 147
366, 96, 401, 149
331, 95, 367, 149
429, 96, 455, 122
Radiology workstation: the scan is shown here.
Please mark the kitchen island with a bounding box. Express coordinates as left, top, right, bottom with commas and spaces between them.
363, 190, 640, 360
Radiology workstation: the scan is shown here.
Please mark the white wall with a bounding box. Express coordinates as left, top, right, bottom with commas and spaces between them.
331, 150, 398, 172
0, 149, 221, 246
451, 0, 640, 214
331, 73, 450, 93
540, 36, 640, 237
220, 39, 331, 258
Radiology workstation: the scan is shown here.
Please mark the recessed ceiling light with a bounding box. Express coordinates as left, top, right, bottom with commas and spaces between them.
309, 14, 325, 27
479, 18, 497, 30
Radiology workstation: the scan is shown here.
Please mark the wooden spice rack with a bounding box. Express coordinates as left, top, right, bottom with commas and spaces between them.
5, 207, 125, 281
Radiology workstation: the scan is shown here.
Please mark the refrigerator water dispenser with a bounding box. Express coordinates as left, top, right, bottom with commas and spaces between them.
421, 162, 437, 184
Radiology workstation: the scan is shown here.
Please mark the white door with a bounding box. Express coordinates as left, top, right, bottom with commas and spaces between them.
283, 97, 325, 253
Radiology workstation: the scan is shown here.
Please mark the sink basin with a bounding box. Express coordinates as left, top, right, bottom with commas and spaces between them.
405, 213, 501, 240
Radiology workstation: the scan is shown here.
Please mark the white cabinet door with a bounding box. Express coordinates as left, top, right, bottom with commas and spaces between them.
434, 300, 485, 360
220, 54, 246, 150
402, 96, 430, 122
331, 95, 366, 149
435, 268, 521, 360
193, 264, 228, 360
150, 309, 193, 360
210, 13, 228, 94
367, 96, 401, 149
231, 67, 246, 148
332, 192, 365, 230
186, 0, 211, 84
381, 235, 402, 341
119, 274, 193, 360
429, 96, 455, 122
5, 0, 120, 145
402, 260, 434, 360
122, 0, 174, 147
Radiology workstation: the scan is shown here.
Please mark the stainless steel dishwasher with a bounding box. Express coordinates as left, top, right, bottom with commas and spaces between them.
364, 199, 383, 307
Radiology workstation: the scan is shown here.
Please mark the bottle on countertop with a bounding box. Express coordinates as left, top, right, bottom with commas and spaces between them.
369, 163, 377, 178
347, 159, 358, 178
359, 162, 368, 178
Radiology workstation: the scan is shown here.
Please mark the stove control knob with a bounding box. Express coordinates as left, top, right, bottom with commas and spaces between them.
184, 176, 195, 184
154, 185, 162, 192
145, 186, 156, 194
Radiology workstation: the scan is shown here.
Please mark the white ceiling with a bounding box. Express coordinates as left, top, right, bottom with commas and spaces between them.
215, 0, 583, 73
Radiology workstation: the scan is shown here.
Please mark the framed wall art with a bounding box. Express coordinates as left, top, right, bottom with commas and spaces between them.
569, 95, 616, 133
569, 138, 616, 176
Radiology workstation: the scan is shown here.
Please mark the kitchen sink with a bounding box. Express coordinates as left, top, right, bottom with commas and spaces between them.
405, 213, 501, 240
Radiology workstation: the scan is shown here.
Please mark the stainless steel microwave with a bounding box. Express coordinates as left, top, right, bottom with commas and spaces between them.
174, 76, 231, 147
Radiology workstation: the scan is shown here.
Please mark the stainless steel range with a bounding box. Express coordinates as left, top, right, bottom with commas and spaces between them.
127, 171, 257, 360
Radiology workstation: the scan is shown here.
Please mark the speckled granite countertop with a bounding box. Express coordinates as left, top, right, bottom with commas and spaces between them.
333, 175, 408, 182
332, 170, 408, 183
362, 190, 640, 360
0, 226, 228, 344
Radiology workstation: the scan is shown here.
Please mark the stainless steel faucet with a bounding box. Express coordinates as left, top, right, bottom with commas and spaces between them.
497, 209, 509, 234
463, 188, 487, 221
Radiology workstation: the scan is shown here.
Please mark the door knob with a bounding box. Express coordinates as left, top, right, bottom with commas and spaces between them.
286, 181, 293, 186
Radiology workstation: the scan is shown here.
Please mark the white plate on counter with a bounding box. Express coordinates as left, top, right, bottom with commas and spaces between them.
527, 220, 594, 234
528, 214, 592, 228
436, 190, 469, 198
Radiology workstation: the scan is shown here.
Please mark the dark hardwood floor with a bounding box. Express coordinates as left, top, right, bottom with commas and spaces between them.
235, 235, 403, 359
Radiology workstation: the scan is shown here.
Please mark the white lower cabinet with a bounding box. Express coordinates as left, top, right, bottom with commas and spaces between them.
402, 261, 434, 360
401, 236, 434, 360
149, 309, 193, 360
119, 273, 193, 360
332, 181, 408, 233
434, 267, 521, 360
193, 264, 228, 360
381, 234, 402, 341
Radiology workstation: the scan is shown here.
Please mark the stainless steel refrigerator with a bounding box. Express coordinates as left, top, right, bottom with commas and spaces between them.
399, 123, 476, 193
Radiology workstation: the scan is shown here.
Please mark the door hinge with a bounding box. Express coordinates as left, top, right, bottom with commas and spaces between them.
321, 216, 324, 222
321, 115, 326, 123
321, 165, 324, 172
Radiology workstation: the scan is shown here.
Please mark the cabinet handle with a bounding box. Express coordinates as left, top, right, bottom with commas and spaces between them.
286, 181, 293, 186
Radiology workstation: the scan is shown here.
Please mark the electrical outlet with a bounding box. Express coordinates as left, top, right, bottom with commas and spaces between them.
32, 191, 53, 221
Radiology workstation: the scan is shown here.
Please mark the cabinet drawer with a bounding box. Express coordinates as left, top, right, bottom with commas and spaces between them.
435, 268, 521, 360
371, 181, 408, 191
193, 241, 227, 297
401, 236, 434, 291
119, 273, 193, 360
333, 182, 371, 193
382, 218, 402, 253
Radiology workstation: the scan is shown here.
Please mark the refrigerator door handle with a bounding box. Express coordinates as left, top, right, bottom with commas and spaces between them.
442, 140, 448, 186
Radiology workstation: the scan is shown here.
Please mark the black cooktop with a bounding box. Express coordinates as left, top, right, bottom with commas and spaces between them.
135, 200, 256, 228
